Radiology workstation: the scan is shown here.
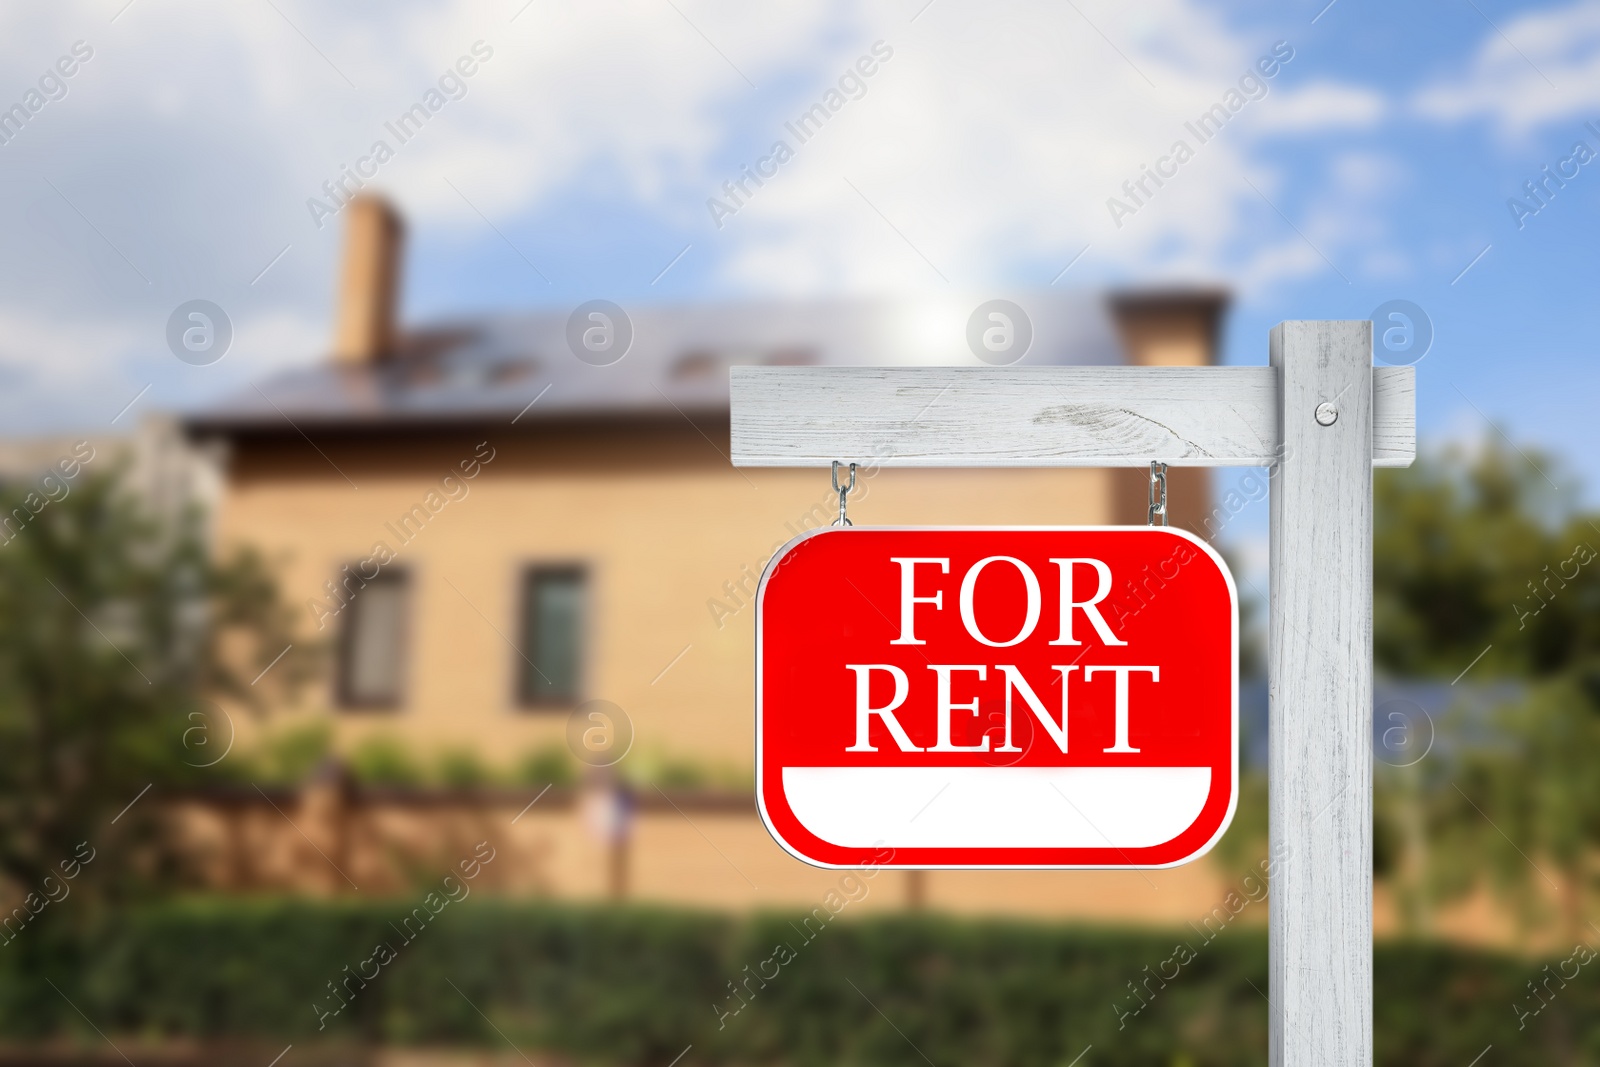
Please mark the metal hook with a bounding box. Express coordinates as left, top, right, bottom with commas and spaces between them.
832, 461, 857, 527
1147, 461, 1168, 527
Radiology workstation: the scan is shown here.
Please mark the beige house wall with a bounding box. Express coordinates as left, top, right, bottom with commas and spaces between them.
205, 372, 1231, 918
215, 423, 1129, 772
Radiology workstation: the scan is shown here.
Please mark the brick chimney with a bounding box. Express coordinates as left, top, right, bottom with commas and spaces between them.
332, 194, 404, 365
1104, 288, 1231, 532
1105, 288, 1229, 368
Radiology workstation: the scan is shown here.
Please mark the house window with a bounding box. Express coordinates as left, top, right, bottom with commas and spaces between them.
337, 569, 410, 708
518, 566, 586, 707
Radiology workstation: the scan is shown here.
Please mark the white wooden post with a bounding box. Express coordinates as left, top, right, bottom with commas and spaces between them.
1268, 321, 1373, 1066
729, 321, 1404, 1065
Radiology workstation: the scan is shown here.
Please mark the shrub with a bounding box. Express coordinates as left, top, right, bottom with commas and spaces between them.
4, 899, 1595, 1066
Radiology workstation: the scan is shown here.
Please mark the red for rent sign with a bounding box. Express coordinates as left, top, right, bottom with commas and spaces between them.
755, 527, 1238, 869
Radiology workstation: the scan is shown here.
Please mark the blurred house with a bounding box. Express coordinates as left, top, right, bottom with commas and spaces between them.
178, 194, 1240, 917
0, 415, 219, 532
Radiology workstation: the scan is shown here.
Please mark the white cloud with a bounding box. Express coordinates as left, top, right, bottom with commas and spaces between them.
0, 307, 133, 395
1251, 81, 1387, 133
1414, 0, 1600, 136
1223, 149, 1409, 291
0, 0, 1395, 430
708, 4, 1321, 291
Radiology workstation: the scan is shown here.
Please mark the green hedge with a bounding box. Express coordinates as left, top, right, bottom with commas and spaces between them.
2, 899, 1595, 1065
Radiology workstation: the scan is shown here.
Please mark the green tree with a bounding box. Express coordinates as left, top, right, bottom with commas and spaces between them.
0, 468, 306, 903
1372, 438, 1600, 937
1374, 439, 1597, 680
1438, 671, 1600, 940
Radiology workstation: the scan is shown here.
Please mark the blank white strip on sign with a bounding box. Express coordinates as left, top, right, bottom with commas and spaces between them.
781, 766, 1211, 850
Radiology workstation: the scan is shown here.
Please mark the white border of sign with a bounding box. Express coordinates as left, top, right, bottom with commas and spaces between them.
753, 524, 1240, 871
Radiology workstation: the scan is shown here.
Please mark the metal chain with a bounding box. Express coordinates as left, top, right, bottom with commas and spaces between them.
1147, 460, 1168, 526
832, 461, 857, 526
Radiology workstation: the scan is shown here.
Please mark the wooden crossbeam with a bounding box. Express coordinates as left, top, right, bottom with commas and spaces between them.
730, 364, 1415, 468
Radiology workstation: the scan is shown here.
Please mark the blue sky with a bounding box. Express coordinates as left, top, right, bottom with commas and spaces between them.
0, 0, 1596, 521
